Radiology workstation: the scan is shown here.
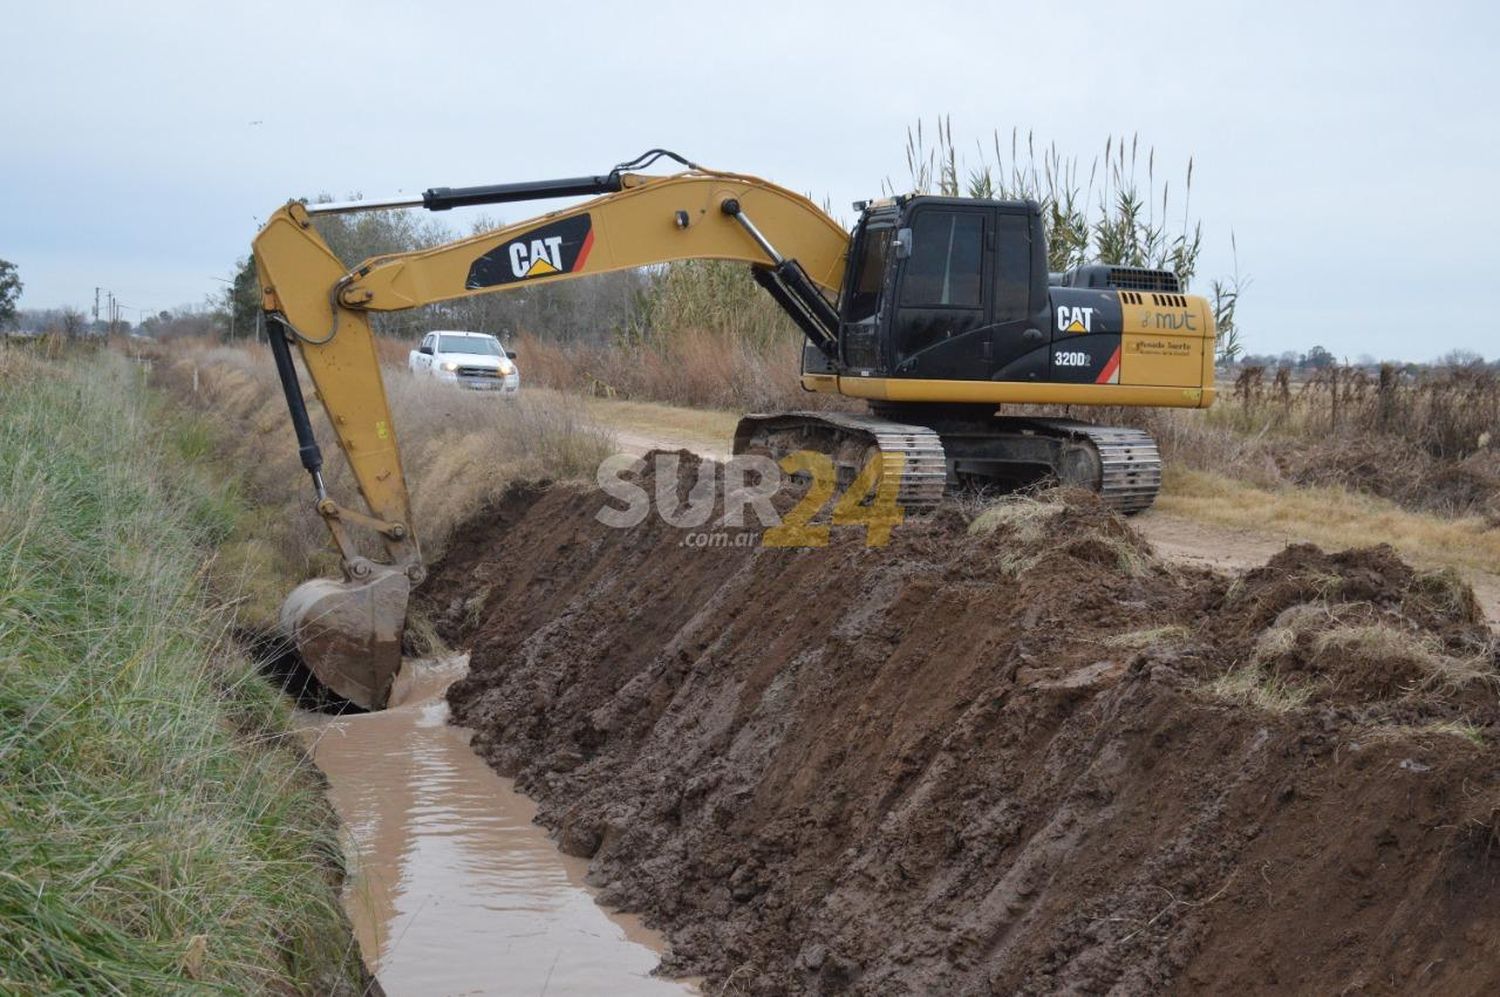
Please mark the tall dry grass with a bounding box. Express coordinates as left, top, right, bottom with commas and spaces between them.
150, 339, 615, 626
1228, 364, 1500, 461
1187, 366, 1498, 516
512, 327, 851, 412
1001, 364, 1500, 519
899, 118, 1203, 283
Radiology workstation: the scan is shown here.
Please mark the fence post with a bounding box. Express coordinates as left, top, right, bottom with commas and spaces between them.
1377, 364, 1396, 431
1329, 367, 1341, 432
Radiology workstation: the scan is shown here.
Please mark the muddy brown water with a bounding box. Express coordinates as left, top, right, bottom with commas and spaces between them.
298, 656, 696, 996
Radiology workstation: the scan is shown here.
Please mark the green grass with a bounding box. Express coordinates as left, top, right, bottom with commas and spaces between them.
0, 348, 361, 993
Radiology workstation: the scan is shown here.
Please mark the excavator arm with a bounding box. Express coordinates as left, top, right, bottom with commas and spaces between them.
251, 153, 850, 708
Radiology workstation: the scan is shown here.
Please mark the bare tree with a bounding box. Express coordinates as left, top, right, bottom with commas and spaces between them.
60, 308, 88, 339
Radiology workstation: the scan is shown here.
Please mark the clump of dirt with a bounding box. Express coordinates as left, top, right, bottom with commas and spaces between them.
1199, 544, 1496, 711
424, 453, 1500, 994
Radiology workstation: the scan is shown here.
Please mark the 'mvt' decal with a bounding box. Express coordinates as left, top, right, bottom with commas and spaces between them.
466, 214, 594, 289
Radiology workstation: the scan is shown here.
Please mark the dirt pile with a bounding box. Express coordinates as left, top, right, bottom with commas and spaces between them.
425, 455, 1500, 994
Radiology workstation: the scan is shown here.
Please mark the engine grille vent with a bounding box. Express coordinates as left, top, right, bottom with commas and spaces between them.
1108, 267, 1181, 292
1150, 293, 1189, 308
1052, 263, 1183, 293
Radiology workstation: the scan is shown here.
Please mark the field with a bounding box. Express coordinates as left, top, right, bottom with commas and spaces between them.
10, 333, 1499, 993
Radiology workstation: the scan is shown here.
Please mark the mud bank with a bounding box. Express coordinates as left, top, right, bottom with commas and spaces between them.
426, 456, 1500, 994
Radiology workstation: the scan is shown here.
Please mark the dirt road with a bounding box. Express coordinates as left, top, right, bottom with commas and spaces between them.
604, 423, 1500, 628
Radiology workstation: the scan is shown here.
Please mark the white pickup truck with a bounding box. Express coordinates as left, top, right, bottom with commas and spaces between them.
408, 330, 520, 393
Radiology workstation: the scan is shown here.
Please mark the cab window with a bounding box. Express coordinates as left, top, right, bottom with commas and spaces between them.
844, 225, 892, 323
900, 212, 983, 308
994, 214, 1030, 322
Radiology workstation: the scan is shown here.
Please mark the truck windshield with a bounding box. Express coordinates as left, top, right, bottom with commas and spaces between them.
438, 335, 501, 356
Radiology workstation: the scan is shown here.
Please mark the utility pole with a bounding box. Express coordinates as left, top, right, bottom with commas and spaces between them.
94, 287, 100, 327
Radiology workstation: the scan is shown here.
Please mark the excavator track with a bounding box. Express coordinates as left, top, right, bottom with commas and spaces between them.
735, 412, 1163, 517
1023, 419, 1162, 514
733, 411, 948, 513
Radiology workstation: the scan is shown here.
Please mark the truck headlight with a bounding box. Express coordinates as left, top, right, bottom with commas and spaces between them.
440, 361, 459, 372
499, 361, 514, 375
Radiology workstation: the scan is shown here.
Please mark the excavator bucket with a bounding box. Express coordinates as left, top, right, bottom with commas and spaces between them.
278, 568, 410, 710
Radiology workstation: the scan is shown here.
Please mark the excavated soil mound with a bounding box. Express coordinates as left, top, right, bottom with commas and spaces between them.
424, 454, 1500, 995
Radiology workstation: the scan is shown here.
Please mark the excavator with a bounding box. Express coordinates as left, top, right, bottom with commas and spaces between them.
252, 149, 1215, 710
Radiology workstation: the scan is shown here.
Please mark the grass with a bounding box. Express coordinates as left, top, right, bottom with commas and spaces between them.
1230, 600, 1495, 707
1360, 720, 1487, 748
1206, 664, 1313, 713
153, 341, 617, 626
968, 495, 1063, 542
1101, 625, 1192, 650
1310, 623, 1492, 694
968, 495, 1067, 576
0, 345, 362, 992
1156, 468, 1500, 576
967, 492, 1154, 577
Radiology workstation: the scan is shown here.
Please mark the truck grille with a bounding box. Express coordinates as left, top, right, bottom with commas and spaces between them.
457, 366, 499, 379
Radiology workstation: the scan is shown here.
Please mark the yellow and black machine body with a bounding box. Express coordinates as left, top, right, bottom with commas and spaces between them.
252, 150, 1214, 708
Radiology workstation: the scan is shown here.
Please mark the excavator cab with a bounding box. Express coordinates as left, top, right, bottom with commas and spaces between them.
824, 197, 1051, 384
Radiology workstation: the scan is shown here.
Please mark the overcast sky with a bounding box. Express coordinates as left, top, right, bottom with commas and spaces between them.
4, 0, 1495, 360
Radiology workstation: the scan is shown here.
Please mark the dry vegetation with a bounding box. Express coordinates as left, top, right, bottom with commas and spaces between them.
1197, 365, 1499, 515
504, 256, 862, 414
147, 339, 614, 627
968, 489, 1156, 578
995, 363, 1500, 527
511, 325, 834, 413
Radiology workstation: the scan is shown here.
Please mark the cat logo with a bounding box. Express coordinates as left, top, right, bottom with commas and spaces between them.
1056, 305, 1094, 334
466, 214, 595, 289
509, 236, 565, 278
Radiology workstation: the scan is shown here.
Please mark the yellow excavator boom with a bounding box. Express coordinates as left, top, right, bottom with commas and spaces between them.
251, 154, 849, 708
